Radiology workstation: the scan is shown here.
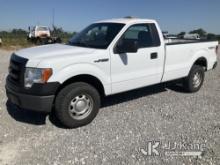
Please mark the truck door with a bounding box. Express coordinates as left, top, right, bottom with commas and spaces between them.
110, 23, 164, 94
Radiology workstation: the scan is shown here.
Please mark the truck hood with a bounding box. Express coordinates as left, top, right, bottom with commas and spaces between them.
15, 44, 96, 60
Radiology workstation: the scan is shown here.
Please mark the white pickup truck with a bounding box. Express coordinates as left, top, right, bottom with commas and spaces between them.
6, 18, 218, 128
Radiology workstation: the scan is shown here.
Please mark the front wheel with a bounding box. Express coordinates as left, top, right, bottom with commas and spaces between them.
183, 65, 205, 93
55, 82, 101, 128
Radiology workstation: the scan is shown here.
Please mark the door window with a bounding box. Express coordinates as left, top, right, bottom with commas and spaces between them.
120, 23, 160, 48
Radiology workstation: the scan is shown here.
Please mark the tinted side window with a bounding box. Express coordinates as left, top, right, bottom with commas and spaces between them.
121, 23, 160, 48
124, 25, 150, 40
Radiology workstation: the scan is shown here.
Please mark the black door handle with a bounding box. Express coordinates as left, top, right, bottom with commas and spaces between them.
94, 58, 109, 63
150, 52, 158, 59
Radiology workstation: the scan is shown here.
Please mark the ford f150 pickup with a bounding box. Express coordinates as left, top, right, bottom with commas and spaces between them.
6, 18, 218, 128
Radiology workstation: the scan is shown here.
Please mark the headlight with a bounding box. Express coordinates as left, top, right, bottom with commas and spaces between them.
24, 68, 52, 88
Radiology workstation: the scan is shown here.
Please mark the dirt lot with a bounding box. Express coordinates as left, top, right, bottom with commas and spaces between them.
0, 48, 220, 164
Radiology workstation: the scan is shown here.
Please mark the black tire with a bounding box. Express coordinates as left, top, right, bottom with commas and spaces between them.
41, 38, 48, 45
183, 65, 205, 93
35, 38, 42, 45
55, 82, 101, 128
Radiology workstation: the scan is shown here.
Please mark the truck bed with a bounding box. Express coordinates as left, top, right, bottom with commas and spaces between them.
162, 40, 218, 82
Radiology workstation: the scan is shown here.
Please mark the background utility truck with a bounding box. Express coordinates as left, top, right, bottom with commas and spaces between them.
6, 18, 218, 128
27, 26, 61, 45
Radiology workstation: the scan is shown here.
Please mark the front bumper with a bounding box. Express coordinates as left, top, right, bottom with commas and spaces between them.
6, 86, 54, 112
6, 77, 60, 112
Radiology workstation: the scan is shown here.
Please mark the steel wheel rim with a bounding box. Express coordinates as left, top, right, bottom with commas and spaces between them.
192, 72, 202, 88
68, 94, 93, 120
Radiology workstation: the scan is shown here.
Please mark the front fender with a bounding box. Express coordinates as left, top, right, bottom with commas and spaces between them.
48, 63, 112, 95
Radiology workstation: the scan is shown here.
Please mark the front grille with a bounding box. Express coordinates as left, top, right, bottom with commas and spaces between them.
8, 54, 28, 86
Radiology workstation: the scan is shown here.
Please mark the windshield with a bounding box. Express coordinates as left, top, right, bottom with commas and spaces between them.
36, 27, 49, 31
69, 23, 125, 49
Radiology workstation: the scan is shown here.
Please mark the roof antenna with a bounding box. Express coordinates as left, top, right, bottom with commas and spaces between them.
124, 16, 136, 19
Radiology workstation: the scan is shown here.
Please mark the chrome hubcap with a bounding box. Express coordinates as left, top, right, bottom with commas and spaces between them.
192, 72, 202, 88
68, 94, 93, 120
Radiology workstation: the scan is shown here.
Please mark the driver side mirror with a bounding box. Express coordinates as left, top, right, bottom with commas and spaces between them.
114, 40, 138, 54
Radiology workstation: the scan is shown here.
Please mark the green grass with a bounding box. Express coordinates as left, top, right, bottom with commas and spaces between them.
0, 36, 71, 50
0, 28, 75, 50
62, 37, 71, 43
0, 36, 34, 50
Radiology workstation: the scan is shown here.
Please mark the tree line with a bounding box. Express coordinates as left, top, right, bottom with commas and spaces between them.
177, 28, 220, 40
0, 26, 76, 40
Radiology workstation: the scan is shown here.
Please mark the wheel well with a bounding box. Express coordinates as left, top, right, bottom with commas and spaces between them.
56, 75, 105, 97
193, 57, 207, 70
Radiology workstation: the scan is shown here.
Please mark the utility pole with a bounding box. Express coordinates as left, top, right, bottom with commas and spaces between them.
52, 8, 55, 29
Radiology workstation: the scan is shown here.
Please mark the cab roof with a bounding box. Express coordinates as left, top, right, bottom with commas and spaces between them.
96, 17, 156, 24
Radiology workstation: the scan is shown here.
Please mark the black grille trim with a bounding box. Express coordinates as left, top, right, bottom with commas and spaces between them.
8, 53, 28, 86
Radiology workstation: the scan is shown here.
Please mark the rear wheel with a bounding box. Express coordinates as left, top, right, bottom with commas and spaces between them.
55, 82, 100, 128
183, 65, 205, 93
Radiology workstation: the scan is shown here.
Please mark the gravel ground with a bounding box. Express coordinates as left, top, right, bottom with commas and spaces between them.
0, 48, 220, 165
